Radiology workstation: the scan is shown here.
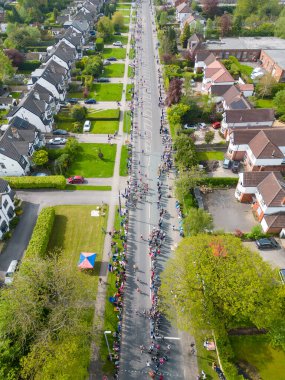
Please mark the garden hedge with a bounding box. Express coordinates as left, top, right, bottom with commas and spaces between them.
18, 60, 41, 71
25, 207, 55, 259
4, 176, 66, 190
197, 177, 238, 188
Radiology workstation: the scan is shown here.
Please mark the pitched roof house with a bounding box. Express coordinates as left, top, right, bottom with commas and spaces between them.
44, 40, 77, 70
176, 2, 191, 22
194, 51, 216, 73
202, 60, 235, 91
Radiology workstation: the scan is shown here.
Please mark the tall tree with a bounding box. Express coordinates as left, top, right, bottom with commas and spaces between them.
219, 13, 232, 37
0, 50, 14, 83
180, 23, 190, 48
97, 16, 114, 40
184, 208, 213, 236
165, 78, 183, 106
255, 73, 277, 99
112, 11, 124, 32
201, 0, 219, 17
174, 135, 198, 168
273, 90, 285, 115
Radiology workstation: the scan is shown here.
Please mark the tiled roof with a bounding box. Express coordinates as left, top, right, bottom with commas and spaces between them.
257, 172, 285, 207
248, 130, 285, 159
263, 213, 285, 228
240, 171, 273, 187
225, 109, 275, 123
0, 179, 8, 193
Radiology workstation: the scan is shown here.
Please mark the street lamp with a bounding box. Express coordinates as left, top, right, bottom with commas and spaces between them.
104, 330, 112, 361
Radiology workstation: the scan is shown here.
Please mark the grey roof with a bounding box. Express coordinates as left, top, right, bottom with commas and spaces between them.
0, 97, 14, 105
40, 60, 67, 87
262, 49, 285, 70
201, 37, 285, 51
225, 109, 275, 123
46, 40, 76, 64
7, 90, 47, 120
74, 9, 93, 23
82, 1, 97, 13
0, 179, 8, 193
210, 84, 233, 97
63, 27, 83, 47
0, 127, 25, 165
32, 83, 54, 103
71, 20, 89, 33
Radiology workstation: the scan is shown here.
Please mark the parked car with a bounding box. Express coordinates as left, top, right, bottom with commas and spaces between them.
107, 57, 117, 61
68, 175, 85, 184
97, 78, 110, 83
89, 30, 96, 36
4, 260, 19, 285
114, 32, 121, 35
198, 122, 207, 129
103, 60, 111, 65
212, 121, 221, 129
222, 158, 231, 169
113, 41, 122, 47
255, 237, 279, 250
59, 101, 68, 107
66, 98, 79, 104
231, 160, 240, 173
183, 124, 197, 130
279, 269, 285, 284
84, 99, 97, 104
48, 137, 67, 145
83, 120, 91, 132
53, 129, 68, 135
32, 173, 48, 177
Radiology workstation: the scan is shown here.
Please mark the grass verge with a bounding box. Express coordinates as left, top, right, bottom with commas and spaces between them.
102, 64, 125, 78
67, 143, 117, 178
126, 84, 134, 101
65, 185, 112, 191
197, 151, 224, 161
90, 120, 119, 134
103, 48, 127, 60
119, 145, 129, 176
91, 83, 123, 102
123, 110, 131, 133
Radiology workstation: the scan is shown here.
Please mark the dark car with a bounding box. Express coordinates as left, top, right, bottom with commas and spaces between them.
114, 32, 121, 35
84, 99, 97, 104
68, 176, 85, 184
255, 238, 279, 250
231, 160, 240, 173
53, 129, 68, 135
107, 57, 117, 62
89, 30, 96, 36
97, 78, 110, 83
66, 98, 79, 104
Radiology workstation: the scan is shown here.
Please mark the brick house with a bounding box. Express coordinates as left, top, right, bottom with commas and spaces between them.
260, 50, 285, 83
235, 171, 285, 233
202, 60, 235, 91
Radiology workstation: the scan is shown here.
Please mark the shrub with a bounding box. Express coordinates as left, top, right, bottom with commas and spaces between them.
4, 176, 66, 190
9, 216, 19, 229
25, 207, 55, 259
197, 177, 238, 188
18, 60, 41, 71
246, 224, 267, 240
96, 37, 104, 51
71, 105, 87, 121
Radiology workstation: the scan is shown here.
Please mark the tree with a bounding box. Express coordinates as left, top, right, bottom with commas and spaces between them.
255, 73, 277, 98
32, 149, 48, 166
97, 16, 114, 40
174, 135, 198, 168
180, 23, 190, 49
4, 24, 41, 50
112, 11, 124, 32
95, 37, 104, 52
184, 208, 213, 236
4, 49, 24, 67
71, 105, 87, 121
273, 90, 285, 115
174, 168, 205, 204
275, 8, 285, 38
201, 0, 219, 17
159, 11, 168, 27
204, 130, 215, 144
205, 18, 215, 39
64, 138, 80, 158
161, 234, 284, 336
0, 50, 14, 83
167, 103, 190, 126
219, 13, 232, 37
83, 56, 103, 77
165, 78, 183, 106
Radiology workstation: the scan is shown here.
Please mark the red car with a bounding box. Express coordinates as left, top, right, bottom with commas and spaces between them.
68, 176, 84, 184
212, 121, 221, 129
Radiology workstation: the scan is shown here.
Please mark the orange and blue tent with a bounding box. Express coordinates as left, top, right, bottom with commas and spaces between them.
78, 252, 97, 269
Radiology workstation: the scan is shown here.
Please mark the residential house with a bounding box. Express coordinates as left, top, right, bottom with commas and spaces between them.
176, 2, 191, 22
221, 109, 275, 136
221, 85, 251, 111
181, 12, 205, 31
187, 33, 203, 54
74, 9, 94, 27
194, 51, 216, 73
0, 119, 44, 177
81, 1, 97, 15
56, 27, 85, 56
0, 178, 16, 239
45, 40, 77, 70
243, 130, 285, 172
236, 83, 254, 97
7, 88, 55, 133
0, 97, 17, 110
28, 60, 70, 101
202, 60, 235, 91
260, 50, 285, 83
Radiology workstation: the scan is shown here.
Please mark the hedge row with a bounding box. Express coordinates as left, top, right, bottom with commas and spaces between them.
18, 60, 41, 71
4, 176, 66, 190
197, 177, 238, 188
25, 207, 55, 259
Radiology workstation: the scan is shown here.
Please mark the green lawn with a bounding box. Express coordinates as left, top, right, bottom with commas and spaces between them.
126, 84, 134, 101
230, 335, 285, 380
67, 143, 117, 177
47, 204, 107, 296
197, 151, 224, 161
102, 63, 125, 78
123, 110, 131, 133
90, 120, 119, 134
10, 91, 22, 99
65, 185, 111, 191
128, 65, 134, 78
91, 83, 123, 101
256, 98, 274, 108
102, 48, 126, 60
119, 145, 129, 176
194, 330, 219, 380
88, 109, 120, 120
67, 91, 83, 99
54, 120, 75, 132
121, 24, 129, 33
116, 3, 131, 8
129, 48, 135, 59
119, 9, 130, 16
108, 35, 128, 44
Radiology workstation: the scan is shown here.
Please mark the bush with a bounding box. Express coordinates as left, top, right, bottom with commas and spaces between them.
197, 177, 238, 188
246, 224, 267, 240
9, 216, 19, 229
4, 176, 66, 190
25, 207, 55, 259
96, 37, 104, 51
18, 60, 41, 71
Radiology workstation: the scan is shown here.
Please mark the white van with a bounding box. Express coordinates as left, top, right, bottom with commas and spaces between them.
4, 260, 19, 285
83, 120, 91, 132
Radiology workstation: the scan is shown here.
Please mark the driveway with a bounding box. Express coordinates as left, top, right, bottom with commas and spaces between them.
0, 202, 39, 277
204, 189, 256, 232
243, 240, 285, 269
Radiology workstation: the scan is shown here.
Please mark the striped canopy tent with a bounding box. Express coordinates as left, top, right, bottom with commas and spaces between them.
78, 252, 97, 269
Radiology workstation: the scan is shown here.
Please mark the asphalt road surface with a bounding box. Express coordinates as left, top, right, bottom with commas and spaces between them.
119, 1, 192, 378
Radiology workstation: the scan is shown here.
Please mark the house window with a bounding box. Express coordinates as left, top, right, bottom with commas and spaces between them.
7, 206, 14, 219
0, 163, 6, 169
228, 149, 233, 154
3, 200, 8, 208
0, 221, 8, 233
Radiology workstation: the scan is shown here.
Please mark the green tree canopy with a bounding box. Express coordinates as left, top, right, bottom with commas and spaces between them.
97, 16, 114, 40
161, 234, 285, 340
167, 103, 190, 127
112, 11, 124, 32
4, 24, 41, 50
180, 23, 190, 49
71, 105, 87, 121
273, 90, 285, 115
183, 208, 213, 236
0, 50, 14, 83
174, 135, 198, 168
82, 55, 103, 77
32, 149, 48, 166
